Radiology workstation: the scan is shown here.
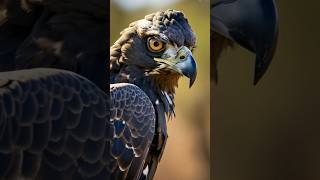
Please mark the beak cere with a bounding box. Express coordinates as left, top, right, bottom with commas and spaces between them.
153, 46, 197, 88
175, 51, 197, 87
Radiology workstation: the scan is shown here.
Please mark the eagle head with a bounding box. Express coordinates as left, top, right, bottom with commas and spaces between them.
110, 9, 197, 94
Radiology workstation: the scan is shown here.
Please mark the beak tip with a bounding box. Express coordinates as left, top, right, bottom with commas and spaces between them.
253, 62, 267, 85
189, 76, 196, 88
253, 75, 261, 86
253, 43, 277, 85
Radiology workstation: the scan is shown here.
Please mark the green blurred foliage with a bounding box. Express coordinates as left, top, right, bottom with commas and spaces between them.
110, 0, 210, 179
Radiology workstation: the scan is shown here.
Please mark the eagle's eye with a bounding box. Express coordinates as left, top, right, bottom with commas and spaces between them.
147, 37, 165, 52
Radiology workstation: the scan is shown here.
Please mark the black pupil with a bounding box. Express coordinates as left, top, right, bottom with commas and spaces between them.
153, 41, 159, 47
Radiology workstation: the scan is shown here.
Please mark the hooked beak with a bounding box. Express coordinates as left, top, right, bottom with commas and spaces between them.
175, 51, 197, 87
211, 0, 279, 84
154, 46, 197, 87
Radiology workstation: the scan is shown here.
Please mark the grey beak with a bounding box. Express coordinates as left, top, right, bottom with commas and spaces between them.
175, 54, 197, 87
211, 0, 279, 84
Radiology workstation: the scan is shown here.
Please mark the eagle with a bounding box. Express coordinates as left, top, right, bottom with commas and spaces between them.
0, 1, 197, 179
109, 9, 197, 179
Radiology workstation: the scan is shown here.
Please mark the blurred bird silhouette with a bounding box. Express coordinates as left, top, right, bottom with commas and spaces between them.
0, 1, 198, 179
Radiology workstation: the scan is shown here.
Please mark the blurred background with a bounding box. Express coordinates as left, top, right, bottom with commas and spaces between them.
212, 1, 320, 180
110, 0, 210, 179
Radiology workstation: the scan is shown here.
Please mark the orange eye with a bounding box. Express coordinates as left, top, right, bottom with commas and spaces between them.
148, 37, 165, 52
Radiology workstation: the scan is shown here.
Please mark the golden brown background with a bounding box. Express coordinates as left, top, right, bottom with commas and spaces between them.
110, 0, 210, 179
212, 1, 320, 180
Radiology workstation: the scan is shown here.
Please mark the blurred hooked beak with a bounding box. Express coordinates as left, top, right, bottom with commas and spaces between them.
211, 0, 279, 84
154, 46, 197, 87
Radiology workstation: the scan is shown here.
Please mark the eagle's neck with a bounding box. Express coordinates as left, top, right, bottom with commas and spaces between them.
149, 73, 181, 95
110, 64, 176, 117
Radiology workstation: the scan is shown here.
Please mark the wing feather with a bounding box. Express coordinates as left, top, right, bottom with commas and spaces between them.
0, 69, 156, 180
0, 68, 109, 179
110, 83, 155, 179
